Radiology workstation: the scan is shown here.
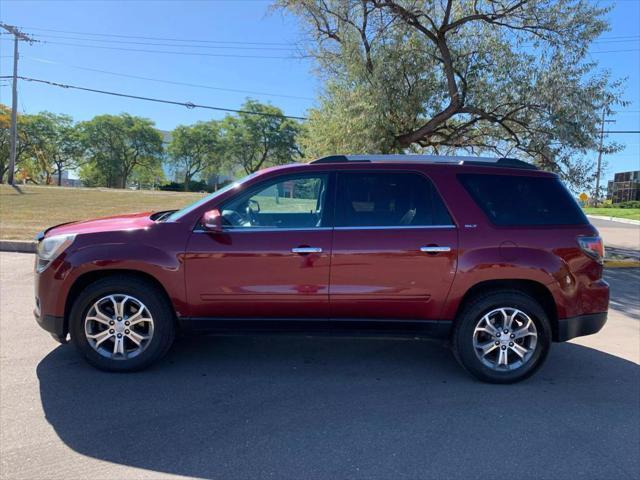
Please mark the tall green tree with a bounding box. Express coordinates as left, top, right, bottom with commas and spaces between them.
222, 99, 302, 174
168, 121, 224, 191
78, 114, 163, 188
21, 112, 82, 185
279, 0, 626, 189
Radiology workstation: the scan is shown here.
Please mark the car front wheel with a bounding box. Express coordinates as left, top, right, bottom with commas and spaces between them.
453, 290, 551, 383
69, 276, 175, 371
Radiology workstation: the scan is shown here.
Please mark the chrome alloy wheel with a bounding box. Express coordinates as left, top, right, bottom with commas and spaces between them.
472, 307, 538, 371
84, 294, 154, 360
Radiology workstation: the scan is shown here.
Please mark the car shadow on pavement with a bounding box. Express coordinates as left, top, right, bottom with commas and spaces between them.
37, 335, 639, 480
606, 268, 640, 321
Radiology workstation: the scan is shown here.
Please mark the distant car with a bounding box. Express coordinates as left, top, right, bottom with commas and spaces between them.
34, 155, 609, 383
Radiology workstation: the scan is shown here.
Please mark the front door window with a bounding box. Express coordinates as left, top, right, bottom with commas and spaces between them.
220, 174, 328, 230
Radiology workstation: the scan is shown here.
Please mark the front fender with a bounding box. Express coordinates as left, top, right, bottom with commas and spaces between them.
43, 225, 190, 320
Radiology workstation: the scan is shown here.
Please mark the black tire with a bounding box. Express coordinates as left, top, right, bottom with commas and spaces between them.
452, 290, 551, 384
69, 275, 176, 372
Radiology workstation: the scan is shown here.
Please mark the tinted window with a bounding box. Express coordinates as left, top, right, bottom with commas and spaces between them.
335, 172, 452, 227
458, 174, 588, 226
221, 174, 328, 229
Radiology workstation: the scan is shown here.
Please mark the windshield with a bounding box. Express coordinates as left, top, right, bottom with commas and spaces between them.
165, 172, 261, 222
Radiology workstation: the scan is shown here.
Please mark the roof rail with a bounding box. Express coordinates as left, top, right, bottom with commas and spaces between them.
310, 154, 537, 170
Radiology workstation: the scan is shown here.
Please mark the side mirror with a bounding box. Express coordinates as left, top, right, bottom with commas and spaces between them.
202, 209, 224, 233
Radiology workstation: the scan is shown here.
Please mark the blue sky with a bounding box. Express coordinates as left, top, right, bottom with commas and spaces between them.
0, 0, 638, 184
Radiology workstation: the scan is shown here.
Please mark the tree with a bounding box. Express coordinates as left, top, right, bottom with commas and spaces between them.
78, 114, 163, 188
129, 161, 165, 190
0, 105, 35, 183
0, 105, 11, 183
279, 0, 626, 189
222, 99, 302, 174
20, 112, 82, 185
167, 121, 224, 191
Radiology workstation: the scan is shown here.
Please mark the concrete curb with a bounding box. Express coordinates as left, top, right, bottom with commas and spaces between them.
606, 247, 640, 262
0, 240, 36, 253
587, 215, 640, 226
604, 260, 640, 269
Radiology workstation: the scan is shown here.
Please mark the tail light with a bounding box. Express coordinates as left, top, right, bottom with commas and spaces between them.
577, 235, 605, 263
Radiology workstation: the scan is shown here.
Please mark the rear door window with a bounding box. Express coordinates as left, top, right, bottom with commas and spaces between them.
335, 172, 453, 227
458, 174, 588, 226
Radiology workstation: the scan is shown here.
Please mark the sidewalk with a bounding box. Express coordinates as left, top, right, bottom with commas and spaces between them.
587, 214, 640, 226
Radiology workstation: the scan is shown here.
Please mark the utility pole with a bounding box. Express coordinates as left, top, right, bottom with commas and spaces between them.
0, 23, 36, 185
593, 108, 615, 206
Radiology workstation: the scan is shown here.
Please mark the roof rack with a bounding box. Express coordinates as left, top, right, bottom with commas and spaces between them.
310, 154, 537, 170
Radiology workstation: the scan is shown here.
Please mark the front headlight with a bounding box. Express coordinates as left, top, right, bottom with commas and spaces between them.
36, 234, 76, 273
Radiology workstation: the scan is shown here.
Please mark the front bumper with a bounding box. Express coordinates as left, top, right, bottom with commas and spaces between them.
555, 312, 607, 342
34, 309, 67, 343
34, 249, 75, 343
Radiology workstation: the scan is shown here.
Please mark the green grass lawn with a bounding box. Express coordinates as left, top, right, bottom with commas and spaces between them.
252, 194, 318, 213
582, 207, 640, 221
0, 184, 205, 240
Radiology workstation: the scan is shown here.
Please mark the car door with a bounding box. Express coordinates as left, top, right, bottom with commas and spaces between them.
329, 170, 458, 320
185, 172, 333, 319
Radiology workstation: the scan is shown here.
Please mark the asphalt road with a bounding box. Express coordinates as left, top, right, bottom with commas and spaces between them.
1, 252, 639, 480
589, 217, 640, 253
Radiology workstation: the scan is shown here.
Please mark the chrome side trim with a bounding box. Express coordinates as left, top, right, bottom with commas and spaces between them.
194, 225, 456, 233
193, 227, 332, 233
333, 225, 456, 231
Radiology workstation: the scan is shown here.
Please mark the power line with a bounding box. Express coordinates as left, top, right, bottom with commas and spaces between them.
0, 38, 303, 59
21, 31, 639, 54
42, 39, 640, 56
15, 25, 638, 49
589, 48, 640, 53
15, 25, 291, 46
589, 38, 640, 44
23, 33, 299, 51
24, 56, 314, 101
3, 36, 636, 59
3, 74, 637, 131
0, 75, 309, 120
23, 31, 640, 49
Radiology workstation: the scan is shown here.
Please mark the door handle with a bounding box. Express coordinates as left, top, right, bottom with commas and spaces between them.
291, 247, 323, 254
420, 246, 451, 253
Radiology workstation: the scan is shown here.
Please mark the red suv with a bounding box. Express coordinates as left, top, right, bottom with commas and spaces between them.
34, 155, 609, 383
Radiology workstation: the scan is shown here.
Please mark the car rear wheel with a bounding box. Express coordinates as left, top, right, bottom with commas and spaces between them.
70, 276, 175, 371
453, 290, 551, 383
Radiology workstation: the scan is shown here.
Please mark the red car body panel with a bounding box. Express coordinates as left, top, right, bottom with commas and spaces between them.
47, 211, 156, 236
35, 161, 609, 343
184, 229, 333, 318
329, 227, 458, 319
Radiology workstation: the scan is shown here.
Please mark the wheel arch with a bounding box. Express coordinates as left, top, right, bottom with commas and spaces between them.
63, 269, 177, 337
454, 279, 559, 340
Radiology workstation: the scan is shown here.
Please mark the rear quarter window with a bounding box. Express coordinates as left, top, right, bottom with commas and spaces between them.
458, 174, 588, 226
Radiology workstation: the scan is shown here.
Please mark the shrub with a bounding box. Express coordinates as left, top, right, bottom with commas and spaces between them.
160, 180, 212, 192
617, 200, 640, 209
